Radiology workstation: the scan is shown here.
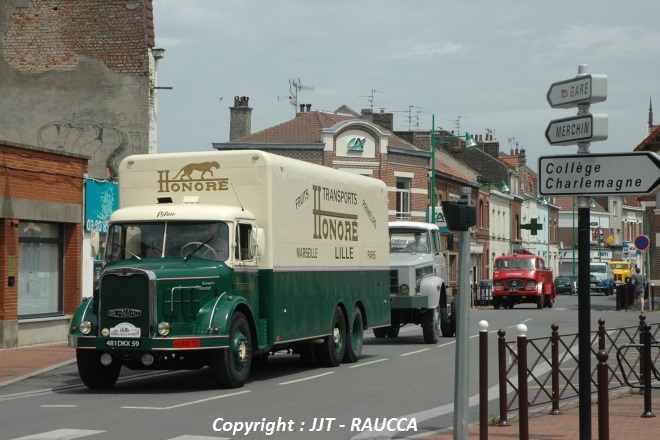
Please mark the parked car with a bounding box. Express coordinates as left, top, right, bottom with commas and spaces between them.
478, 279, 492, 290
555, 276, 575, 295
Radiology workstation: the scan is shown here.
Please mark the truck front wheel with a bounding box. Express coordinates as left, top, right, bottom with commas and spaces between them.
316, 306, 347, 367
423, 306, 442, 343
210, 312, 252, 388
76, 349, 121, 390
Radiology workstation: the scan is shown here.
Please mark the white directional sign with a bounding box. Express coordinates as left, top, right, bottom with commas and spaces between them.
546, 74, 607, 108
538, 152, 660, 196
545, 114, 608, 146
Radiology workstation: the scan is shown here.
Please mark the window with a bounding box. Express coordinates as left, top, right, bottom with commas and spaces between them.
18, 222, 63, 317
395, 177, 411, 220
235, 222, 255, 261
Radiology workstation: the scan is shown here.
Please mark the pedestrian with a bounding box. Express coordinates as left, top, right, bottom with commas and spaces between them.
631, 267, 647, 312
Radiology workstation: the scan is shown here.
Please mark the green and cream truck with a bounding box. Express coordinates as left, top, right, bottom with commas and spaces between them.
68, 150, 390, 389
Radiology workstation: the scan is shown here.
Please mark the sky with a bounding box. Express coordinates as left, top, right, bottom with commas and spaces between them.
152, 0, 660, 174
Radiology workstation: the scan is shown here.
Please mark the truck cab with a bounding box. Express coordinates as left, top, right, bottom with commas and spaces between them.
608, 260, 632, 285
492, 249, 555, 309
590, 261, 615, 295
379, 221, 454, 343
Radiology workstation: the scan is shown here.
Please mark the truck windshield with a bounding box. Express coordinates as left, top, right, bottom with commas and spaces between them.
495, 259, 535, 270
105, 221, 230, 262
389, 230, 431, 254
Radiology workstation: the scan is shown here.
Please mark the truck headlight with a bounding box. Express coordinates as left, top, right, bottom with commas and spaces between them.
399, 284, 409, 294
157, 322, 171, 336
79, 321, 93, 335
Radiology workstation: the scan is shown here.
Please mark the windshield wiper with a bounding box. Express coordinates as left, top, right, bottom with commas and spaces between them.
184, 237, 213, 261
114, 243, 141, 261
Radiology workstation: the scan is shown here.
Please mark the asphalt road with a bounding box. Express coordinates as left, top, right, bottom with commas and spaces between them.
0, 292, 654, 440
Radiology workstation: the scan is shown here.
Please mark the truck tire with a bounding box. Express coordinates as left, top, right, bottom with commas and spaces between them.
316, 306, 347, 367
537, 294, 543, 309
493, 298, 501, 309
210, 312, 252, 388
76, 349, 121, 390
343, 307, 363, 363
423, 306, 442, 343
373, 327, 388, 338
440, 295, 453, 337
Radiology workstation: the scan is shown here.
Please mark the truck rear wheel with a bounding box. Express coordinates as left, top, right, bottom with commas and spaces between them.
423, 306, 442, 343
449, 297, 457, 336
210, 312, 252, 388
343, 307, 363, 363
537, 295, 543, 309
316, 306, 347, 367
76, 349, 121, 390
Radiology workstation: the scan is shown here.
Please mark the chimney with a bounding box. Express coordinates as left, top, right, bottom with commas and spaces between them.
305, 104, 311, 112
299, 104, 305, 113
229, 96, 252, 141
362, 108, 393, 131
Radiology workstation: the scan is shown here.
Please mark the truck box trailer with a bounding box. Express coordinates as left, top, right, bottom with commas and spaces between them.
69, 150, 390, 389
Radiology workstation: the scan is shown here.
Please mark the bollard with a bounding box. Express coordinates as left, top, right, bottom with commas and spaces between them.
639, 314, 647, 391
597, 350, 610, 440
497, 329, 510, 426
479, 320, 488, 440
550, 323, 561, 415
598, 318, 606, 351
641, 324, 656, 418
517, 324, 529, 440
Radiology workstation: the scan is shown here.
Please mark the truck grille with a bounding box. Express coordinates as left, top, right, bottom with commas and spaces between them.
390, 270, 399, 294
99, 270, 153, 338
504, 279, 525, 290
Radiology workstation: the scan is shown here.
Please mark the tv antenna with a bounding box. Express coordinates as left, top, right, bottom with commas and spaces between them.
393, 105, 425, 130
507, 136, 525, 149
358, 89, 383, 110
278, 77, 314, 114
450, 115, 466, 135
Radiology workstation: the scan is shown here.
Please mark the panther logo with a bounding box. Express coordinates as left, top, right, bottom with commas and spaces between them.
172, 161, 220, 179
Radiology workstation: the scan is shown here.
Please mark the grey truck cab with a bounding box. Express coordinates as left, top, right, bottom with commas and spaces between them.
375, 221, 454, 343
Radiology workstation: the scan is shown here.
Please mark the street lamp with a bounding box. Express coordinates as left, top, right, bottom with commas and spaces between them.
480, 180, 510, 194
430, 114, 478, 223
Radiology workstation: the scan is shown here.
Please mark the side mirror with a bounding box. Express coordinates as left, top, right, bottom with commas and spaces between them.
90, 229, 100, 256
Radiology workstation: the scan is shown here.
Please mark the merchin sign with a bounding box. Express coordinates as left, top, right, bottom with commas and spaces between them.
538, 152, 660, 196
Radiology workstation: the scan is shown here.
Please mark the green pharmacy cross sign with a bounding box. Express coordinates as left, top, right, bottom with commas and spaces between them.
521, 218, 543, 236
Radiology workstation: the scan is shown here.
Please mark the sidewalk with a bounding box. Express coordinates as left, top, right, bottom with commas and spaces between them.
0, 342, 75, 387
1, 343, 659, 439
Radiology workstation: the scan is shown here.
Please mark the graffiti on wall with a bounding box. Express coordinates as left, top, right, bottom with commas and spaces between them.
37, 115, 148, 178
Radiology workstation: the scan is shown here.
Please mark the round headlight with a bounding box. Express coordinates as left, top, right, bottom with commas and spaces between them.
79, 321, 93, 335
400, 284, 409, 294
157, 322, 171, 336
101, 327, 110, 337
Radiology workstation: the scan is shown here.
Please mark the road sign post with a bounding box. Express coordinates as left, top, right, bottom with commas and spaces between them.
546, 65, 608, 440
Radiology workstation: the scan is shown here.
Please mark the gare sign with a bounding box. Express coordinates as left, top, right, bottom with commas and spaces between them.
546, 74, 607, 109
538, 152, 660, 196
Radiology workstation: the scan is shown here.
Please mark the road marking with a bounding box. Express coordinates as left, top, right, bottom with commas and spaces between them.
436, 341, 456, 348
121, 390, 250, 410
11, 429, 105, 439
278, 371, 334, 385
400, 348, 430, 356
349, 358, 388, 368
40, 404, 76, 408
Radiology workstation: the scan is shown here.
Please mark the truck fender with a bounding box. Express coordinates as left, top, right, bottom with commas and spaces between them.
70, 298, 96, 328
195, 294, 252, 335
420, 275, 444, 308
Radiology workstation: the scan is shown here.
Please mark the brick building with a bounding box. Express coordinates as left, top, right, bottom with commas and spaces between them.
0, 0, 158, 178
0, 0, 159, 347
0, 141, 88, 348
